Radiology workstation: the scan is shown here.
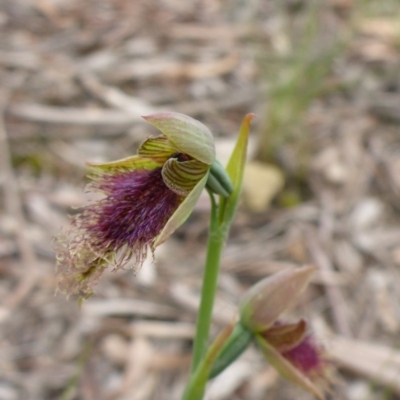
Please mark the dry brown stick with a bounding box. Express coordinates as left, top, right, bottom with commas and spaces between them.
305, 227, 352, 337
7, 102, 142, 125
7, 86, 256, 130
130, 321, 194, 339
0, 51, 41, 70
166, 23, 254, 40
328, 334, 400, 394
78, 73, 156, 114
0, 89, 39, 310
104, 53, 240, 82
176, 86, 256, 116
368, 94, 400, 123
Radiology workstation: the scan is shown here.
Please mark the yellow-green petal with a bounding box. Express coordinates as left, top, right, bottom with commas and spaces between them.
256, 336, 325, 400
86, 155, 162, 172
143, 112, 215, 165
154, 172, 208, 247
138, 135, 178, 162
162, 159, 209, 196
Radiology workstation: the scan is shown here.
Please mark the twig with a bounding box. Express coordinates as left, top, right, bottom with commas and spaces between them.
166, 23, 255, 40
328, 334, 400, 394
78, 73, 156, 114
7, 103, 143, 125
368, 94, 400, 123
305, 227, 352, 337
0, 51, 41, 70
7, 85, 256, 129
81, 298, 178, 319
103, 53, 240, 82
0, 88, 39, 310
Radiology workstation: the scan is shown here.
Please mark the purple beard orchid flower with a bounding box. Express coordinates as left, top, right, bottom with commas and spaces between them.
55, 112, 215, 298
239, 267, 329, 399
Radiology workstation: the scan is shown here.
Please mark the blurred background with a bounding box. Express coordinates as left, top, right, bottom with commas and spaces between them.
1, 0, 400, 399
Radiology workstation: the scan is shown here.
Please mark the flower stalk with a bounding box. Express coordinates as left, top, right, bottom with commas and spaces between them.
191, 191, 226, 372
186, 114, 255, 393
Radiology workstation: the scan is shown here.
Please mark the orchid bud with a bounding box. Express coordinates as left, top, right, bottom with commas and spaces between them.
240, 266, 316, 332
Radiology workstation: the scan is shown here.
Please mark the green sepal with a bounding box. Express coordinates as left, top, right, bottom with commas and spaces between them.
209, 322, 254, 379
206, 159, 234, 198
138, 135, 177, 162
85, 155, 162, 172
143, 112, 216, 165
218, 114, 255, 227
154, 172, 209, 247
255, 335, 325, 400
162, 158, 209, 196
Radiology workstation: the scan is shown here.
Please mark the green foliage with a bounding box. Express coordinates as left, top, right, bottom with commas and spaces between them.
218, 114, 255, 228
256, 2, 345, 169
209, 323, 253, 379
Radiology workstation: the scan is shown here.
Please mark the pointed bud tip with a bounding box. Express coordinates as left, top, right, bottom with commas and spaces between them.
245, 113, 256, 120
240, 266, 317, 332
141, 112, 163, 121
242, 113, 256, 127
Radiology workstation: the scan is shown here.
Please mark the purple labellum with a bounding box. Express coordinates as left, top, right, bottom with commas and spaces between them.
87, 167, 183, 252
281, 335, 323, 375
56, 167, 183, 297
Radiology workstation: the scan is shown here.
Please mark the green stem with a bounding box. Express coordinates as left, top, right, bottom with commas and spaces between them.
183, 323, 235, 400
190, 191, 227, 373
